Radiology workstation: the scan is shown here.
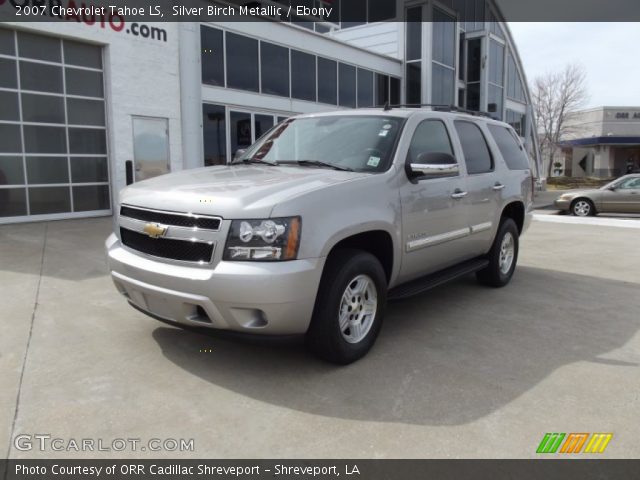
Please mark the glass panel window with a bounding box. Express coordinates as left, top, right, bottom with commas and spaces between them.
68, 128, 106, 154
202, 104, 226, 166
467, 38, 482, 82
0, 28, 15, 56
488, 124, 530, 170
433, 9, 455, 67
375, 74, 389, 106
200, 26, 224, 87
0, 156, 25, 185
23, 126, 66, 154
317, 57, 337, 105
28, 186, 71, 215
455, 121, 493, 174
260, 42, 289, 97
489, 40, 504, 86
357, 68, 373, 107
64, 40, 102, 69
432, 63, 455, 105
390, 77, 401, 105
408, 120, 454, 164
254, 114, 274, 139
67, 98, 105, 126
71, 157, 109, 183
369, 0, 396, 22
0, 58, 17, 89
65, 68, 103, 97
26, 156, 69, 184
341, 0, 366, 27
230, 111, 253, 157
0, 188, 27, 217
0, 91, 19, 121
467, 83, 480, 111
22, 94, 65, 124
488, 84, 503, 120
21, 62, 63, 93
225, 32, 259, 92
406, 7, 422, 60
406, 63, 421, 104
291, 50, 316, 102
18, 31, 61, 62
0, 125, 22, 153
73, 185, 110, 211
338, 63, 356, 108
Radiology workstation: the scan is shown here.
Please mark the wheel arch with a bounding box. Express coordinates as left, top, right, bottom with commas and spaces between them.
323, 229, 396, 285
501, 201, 526, 234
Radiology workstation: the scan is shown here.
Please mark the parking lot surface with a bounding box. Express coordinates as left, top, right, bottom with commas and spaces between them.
1, 216, 639, 458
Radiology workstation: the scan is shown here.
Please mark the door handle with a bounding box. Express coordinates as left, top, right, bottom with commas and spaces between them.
492, 183, 505, 191
451, 190, 468, 199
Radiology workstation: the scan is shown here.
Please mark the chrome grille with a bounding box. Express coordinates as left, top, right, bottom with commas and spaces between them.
120, 228, 214, 263
120, 205, 221, 230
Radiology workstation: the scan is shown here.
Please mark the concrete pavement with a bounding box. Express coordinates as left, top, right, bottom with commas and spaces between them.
1, 217, 639, 459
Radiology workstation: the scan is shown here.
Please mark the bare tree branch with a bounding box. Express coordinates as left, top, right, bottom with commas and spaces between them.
531, 64, 589, 177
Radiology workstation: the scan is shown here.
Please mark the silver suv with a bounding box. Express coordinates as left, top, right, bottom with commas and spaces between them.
106, 107, 533, 364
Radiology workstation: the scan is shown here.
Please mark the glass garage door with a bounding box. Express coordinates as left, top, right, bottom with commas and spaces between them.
0, 27, 110, 223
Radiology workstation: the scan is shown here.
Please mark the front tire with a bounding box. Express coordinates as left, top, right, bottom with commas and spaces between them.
571, 198, 595, 217
306, 249, 387, 364
476, 218, 519, 288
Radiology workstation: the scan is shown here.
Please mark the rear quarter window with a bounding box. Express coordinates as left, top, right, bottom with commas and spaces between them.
488, 124, 530, 170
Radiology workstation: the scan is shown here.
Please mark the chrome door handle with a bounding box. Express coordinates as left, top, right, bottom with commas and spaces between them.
492, 183, 505, 191
451, 191, 468, 199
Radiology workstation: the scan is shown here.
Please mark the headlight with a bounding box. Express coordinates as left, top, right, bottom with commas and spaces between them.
224, 217, 301, 261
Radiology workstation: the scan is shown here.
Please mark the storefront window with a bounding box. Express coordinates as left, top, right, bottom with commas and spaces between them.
291, 50, 316, 101
338, 63, 356, 108
225, 32, 259, 92
202, 104, 227, 166
261, 42, 290, 97
201, 26, 224, 87
357, 68, 373, 107
317, 57, 338, 105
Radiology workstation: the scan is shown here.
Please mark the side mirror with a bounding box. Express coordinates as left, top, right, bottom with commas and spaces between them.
232, 149, 247, 163
487, 103, 498, 113
408, 152, 459, 179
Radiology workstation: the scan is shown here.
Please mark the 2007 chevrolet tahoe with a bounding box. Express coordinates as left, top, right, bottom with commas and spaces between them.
106, 107, 533, 364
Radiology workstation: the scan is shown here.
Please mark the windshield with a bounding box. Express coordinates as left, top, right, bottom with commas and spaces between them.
239, 115, 404, 172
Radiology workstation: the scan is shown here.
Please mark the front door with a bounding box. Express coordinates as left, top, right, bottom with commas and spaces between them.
399, 118, 470, 283
601, 176, 640, 213
132, 117, 170, 182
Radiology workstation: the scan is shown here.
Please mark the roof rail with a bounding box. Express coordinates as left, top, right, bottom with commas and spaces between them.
383, 103, 493, 118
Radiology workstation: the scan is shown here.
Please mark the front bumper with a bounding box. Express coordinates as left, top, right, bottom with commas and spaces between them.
554, 198, 571, 211
106, 234, 325, 335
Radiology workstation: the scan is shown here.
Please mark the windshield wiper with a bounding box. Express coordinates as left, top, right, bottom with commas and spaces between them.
284, 160, 354, 172
241, 157, 279, 166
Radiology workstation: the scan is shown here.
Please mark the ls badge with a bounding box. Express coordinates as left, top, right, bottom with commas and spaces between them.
143, 223, 167, 239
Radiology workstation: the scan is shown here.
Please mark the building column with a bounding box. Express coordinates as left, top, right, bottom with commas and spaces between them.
178, 23, 204, 170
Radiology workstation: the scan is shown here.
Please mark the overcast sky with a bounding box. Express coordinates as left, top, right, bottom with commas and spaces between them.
507, 23, 640, 108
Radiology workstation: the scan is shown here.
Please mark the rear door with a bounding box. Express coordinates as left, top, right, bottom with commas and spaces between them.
453, 120, 500, 256
398, 117, 470, 282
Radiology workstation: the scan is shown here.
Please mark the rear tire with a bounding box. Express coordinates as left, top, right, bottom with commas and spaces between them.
476, 218, 519, 288
571, 198, 596, 217
306, 249, 387, 364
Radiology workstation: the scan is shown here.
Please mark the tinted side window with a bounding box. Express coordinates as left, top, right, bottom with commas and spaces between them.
488, 124, 530, 170
407, 120, 454, 164
454, 121, 493, 174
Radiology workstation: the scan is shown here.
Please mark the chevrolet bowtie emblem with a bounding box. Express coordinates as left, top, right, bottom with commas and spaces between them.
143, 223, 167, 239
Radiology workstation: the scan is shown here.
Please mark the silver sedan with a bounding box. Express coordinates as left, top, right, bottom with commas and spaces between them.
554, 174, 640, 216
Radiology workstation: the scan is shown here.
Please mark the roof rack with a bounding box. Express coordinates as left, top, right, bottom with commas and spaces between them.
383, 103, 493, 118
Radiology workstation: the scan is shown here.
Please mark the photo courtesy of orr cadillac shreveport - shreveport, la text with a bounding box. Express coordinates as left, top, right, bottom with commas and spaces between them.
13, 463, 348, 476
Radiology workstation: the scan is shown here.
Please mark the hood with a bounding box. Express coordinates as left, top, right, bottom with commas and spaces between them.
557, 188, 603, 200
119, 164, 369, 218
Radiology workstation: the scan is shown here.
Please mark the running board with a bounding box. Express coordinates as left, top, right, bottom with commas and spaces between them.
388, 258, 489, 301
